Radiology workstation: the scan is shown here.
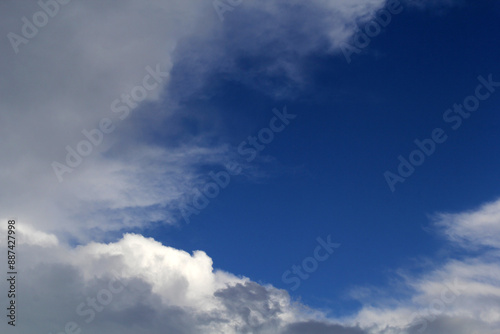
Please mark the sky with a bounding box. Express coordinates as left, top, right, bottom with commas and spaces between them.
1, 0, 500, 333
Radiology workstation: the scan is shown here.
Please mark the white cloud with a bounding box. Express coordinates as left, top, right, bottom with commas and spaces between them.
0, 0, 401, 242
0, 0, 220, 241
434, 198, 500, 249
0, 232, 314, 333
347, 199, 500, 334
1, 198, 500, 333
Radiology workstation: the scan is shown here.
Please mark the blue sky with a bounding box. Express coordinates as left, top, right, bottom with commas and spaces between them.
1, 0, 500, 333
149, 0, 500, 314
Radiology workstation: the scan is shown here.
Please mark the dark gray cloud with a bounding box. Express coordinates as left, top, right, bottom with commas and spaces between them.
283, 321, 368, 334
406, 315, 498, 334
214, 282, 285, 332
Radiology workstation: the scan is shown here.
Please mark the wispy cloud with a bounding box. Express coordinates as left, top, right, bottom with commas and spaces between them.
434, 199, 500, 250
348, 199, 500, 333
0, 0, 401, 241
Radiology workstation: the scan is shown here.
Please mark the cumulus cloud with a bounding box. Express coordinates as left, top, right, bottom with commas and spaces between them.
283, 321, 367, 334
0, 232, 326, 333
1, 197, 499, 333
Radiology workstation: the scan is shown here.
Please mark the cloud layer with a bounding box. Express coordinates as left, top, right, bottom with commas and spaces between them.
0, 0, 397, 242
1, 198, 500, 333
